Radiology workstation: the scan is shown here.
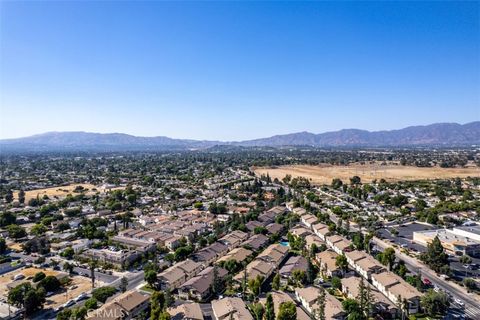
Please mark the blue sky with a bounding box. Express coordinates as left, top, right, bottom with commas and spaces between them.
1, 1, 479, 140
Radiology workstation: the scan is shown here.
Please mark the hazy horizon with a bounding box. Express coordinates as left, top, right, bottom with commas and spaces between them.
1, 121, 479, 142
1, 1, 479, 140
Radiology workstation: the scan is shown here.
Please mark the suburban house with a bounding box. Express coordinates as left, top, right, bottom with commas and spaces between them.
211, 297, 253, 320
315, 250, 342, 277
341, 276, 397, 316
371, 271, 422, 314
216, 247, 252, 264
86, 290, 150, 320
326, 235, 352, 255
168, 302, 204, 320
345, 250, 385, 279
178, 266, 228, 301
312, 223, 330, 241
259, 291, 310, 320
256, 244, 289, 266
305, 234, 324, 251
295, 286, 346, 320
219, 231, 249, 249
241, 234, 269, 251
157, 259, 203, 290
234, 259, 274, 283
279, 255, 309, 284
290, 226, 311, 238
193, 242, 229, 266
301, 214, 318, 228
292, 207, 307, 216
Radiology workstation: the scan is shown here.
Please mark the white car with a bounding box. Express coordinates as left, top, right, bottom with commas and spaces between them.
454, 298, 465, 306
63, 300, 75, 308
12, 274, 25, 281
75, 293, 88, 302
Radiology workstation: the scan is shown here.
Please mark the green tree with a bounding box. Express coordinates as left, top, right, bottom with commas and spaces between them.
6, 224, 26, 239
211, 265, 223, 296
31, 223, 47, 236
251, 303, 264, 320
159, 312, 171, 320
0, 212, 16, 227
463, 278, 477, 291
272, 272, 280, 290
331, 276, 342, 290
350, 176, 361, 185
335, 254, 349, 273
265, 293, 275, 320
165, 288, 174, 308
420, 236, 449, 273
0, 238, 7, 254
277, 301, 297, 320
379, 247, 396, 271
32, 271, 46, 283
8, 282, 46, 315
89, 259, 97, 289
248, 275, 263, 297
151, 291, 166, 320
120, 277, 128, 293
92, 286, 116, 303
342, 299, 364, 320
61, 246, 75, 259
37, 275, 61, 292
85, 297, 98, 310
56, 308, 73, 320
18, 190, 25, 204
315, 287, 326, 320
421, 289, 449, 315
292, 269, 306, 287
145, 270, 158, 289
4, 190, 13, 203
460, 255, 472, 264
63, 262, 74, 274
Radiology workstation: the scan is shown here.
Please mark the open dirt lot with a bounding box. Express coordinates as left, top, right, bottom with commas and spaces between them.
13, 183, 123, 201
0, 267, 99, 309
254, 163, 480, 185
0, 267, 62, 297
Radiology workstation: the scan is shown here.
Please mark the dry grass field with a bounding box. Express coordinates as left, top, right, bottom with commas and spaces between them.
254, 163, 480, 185
13, 183, 123, 202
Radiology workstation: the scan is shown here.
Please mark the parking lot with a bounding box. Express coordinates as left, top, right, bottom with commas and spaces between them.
377, 222, 435, 253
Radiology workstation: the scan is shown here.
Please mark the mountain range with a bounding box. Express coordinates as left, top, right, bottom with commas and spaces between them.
1, 122, 479, 151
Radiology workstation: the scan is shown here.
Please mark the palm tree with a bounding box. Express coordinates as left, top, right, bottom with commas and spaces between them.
89, 259, 97, 289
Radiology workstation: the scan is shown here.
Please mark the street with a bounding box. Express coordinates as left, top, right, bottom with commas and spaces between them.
372, 237, 480, 319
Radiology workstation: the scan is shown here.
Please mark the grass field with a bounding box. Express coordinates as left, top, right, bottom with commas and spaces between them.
13, 183, 123, 201
254, 163, 480, 185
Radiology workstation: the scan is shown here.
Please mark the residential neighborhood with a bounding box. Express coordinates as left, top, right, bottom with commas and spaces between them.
0, 149, 479, 320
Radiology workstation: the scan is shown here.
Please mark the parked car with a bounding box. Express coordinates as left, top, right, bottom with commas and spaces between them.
63, 300, 75, 308
54, 306, 64, 313
74, 293, 88, 302
12, 274, 25, 281
454, 298, 465, 306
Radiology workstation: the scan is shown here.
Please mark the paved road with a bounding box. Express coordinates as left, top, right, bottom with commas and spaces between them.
372, 237, 480, 319
73, 266, 119, 283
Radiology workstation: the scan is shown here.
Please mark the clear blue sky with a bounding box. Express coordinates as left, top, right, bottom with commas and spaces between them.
1, 1, 479, 140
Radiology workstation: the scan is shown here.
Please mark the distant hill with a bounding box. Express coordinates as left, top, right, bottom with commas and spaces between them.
235, 122, 480, 147
1, 122, 479, 151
